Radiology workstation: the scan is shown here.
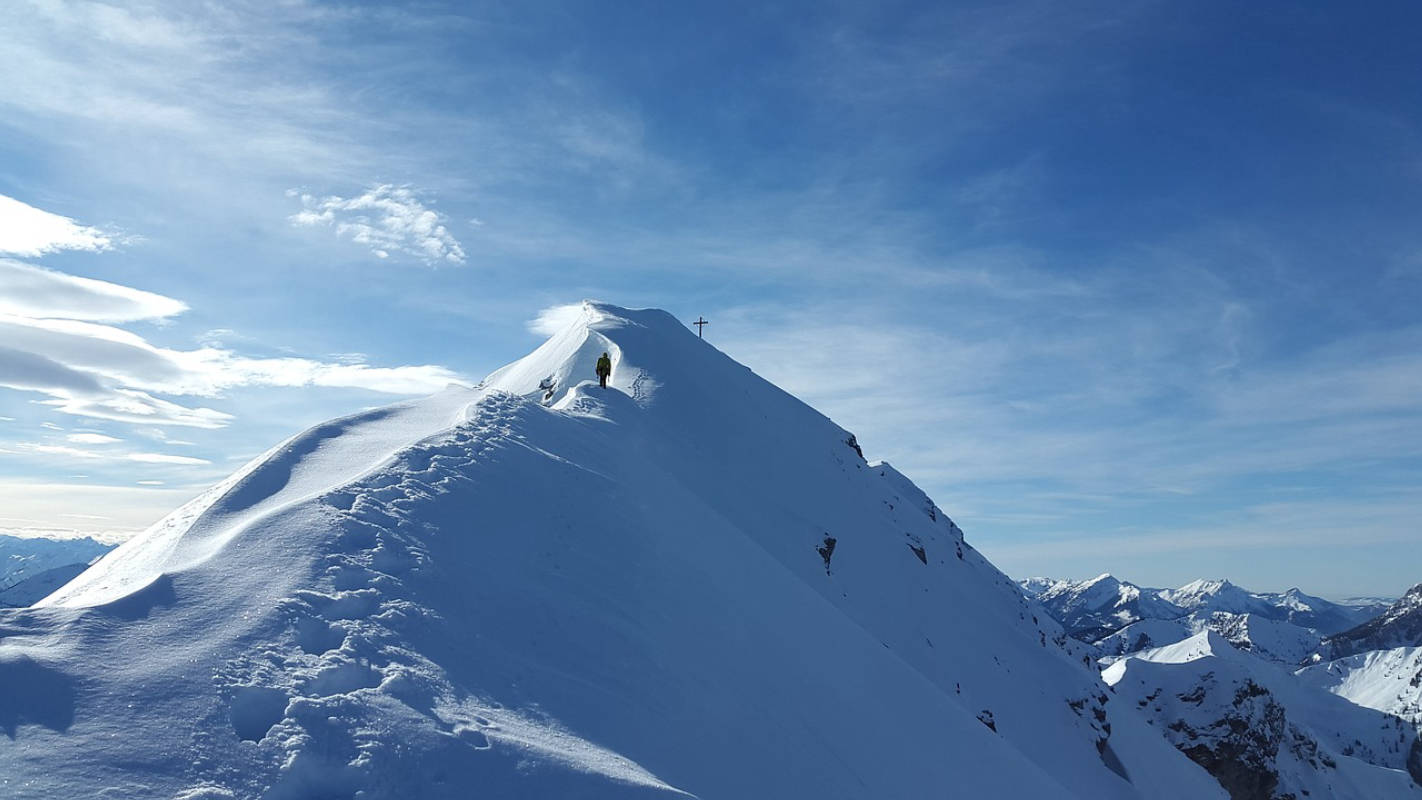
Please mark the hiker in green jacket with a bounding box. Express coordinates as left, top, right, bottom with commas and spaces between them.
595, 352, 612, 388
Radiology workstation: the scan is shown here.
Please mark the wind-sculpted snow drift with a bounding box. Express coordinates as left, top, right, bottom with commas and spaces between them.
0, 303, 1226, 799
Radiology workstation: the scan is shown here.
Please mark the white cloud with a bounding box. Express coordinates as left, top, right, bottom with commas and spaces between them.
67, 432, 120, 444
134, 428, 193, 446
0, 194, 115, 257
714, 297, 1422, 496
290, 185, 466, 264
527, 304, 587, 336
10, 442, 209, 465
0, 258, 186, 321
38, 389, 234, 430
126, 452, 209, 465
0, 269, 465, 428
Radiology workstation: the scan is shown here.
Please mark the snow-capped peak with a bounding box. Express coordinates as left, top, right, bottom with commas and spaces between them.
4, 303, 1228, 799
1315, 583, 1422, 661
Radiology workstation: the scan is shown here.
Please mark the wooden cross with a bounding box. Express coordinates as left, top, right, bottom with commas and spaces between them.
693, 316, 709, 338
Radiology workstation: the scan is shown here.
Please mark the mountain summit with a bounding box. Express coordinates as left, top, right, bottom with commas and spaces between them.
2, 302, 1223, 799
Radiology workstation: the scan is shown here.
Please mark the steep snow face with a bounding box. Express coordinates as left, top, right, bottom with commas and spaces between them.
0, 303, 1225, 799
1096, 618, 1193, 660
1319, 585, 1422, 661
1199, 612, 1322, 668
1035, 574, 1185, 641
1298, 647, 1422, 730
1105, 632, 1422, 800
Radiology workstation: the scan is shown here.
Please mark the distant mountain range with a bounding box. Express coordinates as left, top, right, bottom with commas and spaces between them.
1022, 572, 1422, 795
1315, 584, 1422, 662
1020, 574, 1392, 668
0, 533, 113, 607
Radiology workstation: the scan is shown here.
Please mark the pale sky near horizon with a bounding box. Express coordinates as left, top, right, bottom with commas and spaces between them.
1, 1, 1420, 598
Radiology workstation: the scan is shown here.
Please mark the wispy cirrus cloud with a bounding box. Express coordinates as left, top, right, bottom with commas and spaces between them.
66, 432, 120, 445
289, 185, 466, 264
0, 311, 464, 428
713, 282, 1422, 526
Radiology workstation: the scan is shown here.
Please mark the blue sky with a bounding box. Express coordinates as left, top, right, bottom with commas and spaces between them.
1, 0, 1419, 597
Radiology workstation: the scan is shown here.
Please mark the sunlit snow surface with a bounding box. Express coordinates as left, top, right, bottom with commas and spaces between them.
0, 302, 1225, 799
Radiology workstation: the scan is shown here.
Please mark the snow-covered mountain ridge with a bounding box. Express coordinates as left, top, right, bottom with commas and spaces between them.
1025, 575, 1383, 637
1299, 646, 1422, 730
0, 534, 112, 605
1026, 573, 1186, 641
1317, 585, 1422, 662
1106, 631, 1422, 799
0, 303, 1225, 799
1024, 574, 1388, 667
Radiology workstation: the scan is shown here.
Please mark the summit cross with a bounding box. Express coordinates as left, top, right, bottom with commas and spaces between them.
693, 316, 709, 338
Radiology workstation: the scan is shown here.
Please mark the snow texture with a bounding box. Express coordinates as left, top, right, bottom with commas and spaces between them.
1299, 647, 1422, 730
0, 302, 1226, 799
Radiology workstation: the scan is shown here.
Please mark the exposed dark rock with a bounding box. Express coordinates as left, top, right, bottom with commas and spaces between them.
843, 435, 864, 460
816, 535, 837, 574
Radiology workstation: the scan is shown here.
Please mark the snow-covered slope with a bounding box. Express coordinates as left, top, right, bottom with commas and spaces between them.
0, 302, 1225, 799
1298, 647, 1422, 730
1273, 588, 1385, 635
1200, 612, 1322, 667
1096, 618, 1193, 659
1318, 585, 1422, 661
1019, 576, 1062, 597
1096, 613, 1321, 668
1105, 632, 1422, 799
1165, 579, 1277, 616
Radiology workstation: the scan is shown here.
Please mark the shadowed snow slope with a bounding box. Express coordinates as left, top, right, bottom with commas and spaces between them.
1, 302, 1224, 799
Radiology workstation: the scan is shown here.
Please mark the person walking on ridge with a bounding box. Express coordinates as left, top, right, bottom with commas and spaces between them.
596, 352, 612, 388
